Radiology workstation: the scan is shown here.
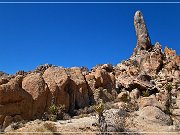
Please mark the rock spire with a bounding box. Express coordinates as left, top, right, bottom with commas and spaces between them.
134, 10, 152, 53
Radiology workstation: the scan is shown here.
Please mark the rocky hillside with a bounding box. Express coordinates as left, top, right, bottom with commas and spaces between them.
0, 10, 180, 133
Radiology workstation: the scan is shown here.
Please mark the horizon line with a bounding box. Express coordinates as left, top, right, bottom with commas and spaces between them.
0, 2, 180, 4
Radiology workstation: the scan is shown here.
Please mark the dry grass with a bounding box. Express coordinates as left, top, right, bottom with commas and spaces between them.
4, 121, 58, 135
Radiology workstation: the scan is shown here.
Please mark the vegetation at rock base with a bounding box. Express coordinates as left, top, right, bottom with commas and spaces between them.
142, 90, 150, 97
48, 104, 68, 121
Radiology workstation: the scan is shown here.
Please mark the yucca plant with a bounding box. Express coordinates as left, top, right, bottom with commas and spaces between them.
93, 100, 105, 124
165, 83, 173, 115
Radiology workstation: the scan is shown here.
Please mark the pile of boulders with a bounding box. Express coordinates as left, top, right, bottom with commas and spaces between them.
0, 10, 180, 132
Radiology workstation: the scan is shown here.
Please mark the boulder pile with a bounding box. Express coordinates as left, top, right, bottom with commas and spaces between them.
0, 10, 179, 129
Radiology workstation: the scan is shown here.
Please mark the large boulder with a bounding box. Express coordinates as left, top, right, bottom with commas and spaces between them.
22, 73, 50, 118
90, 64, 115, 91
103, 109, 128, 132
164, 47, 176, 59
138, 106, 172, 125
139, 43, 163, 75
0, 76, 33, 125
43, 67, 71, 111
66, 67, 90, 108
43, 66, 91, 112
139, 95, 165, 111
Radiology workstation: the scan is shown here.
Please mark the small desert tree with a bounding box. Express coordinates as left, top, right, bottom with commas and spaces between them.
94, 100, 105, 124
165, 82, 173, 115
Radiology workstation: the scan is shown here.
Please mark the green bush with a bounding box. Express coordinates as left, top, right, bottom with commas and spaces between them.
142, 90, 150, 97
49, 104, 66, 121
165, 83, 172, 92
49, 104, 58, 115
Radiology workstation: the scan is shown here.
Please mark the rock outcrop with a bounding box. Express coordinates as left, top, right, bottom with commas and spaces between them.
0, 10, 180, 130
0, 76, 33, 128
22, 73, 50, 118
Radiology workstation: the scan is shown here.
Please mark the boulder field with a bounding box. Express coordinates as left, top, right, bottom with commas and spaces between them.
0, 10, 180, 129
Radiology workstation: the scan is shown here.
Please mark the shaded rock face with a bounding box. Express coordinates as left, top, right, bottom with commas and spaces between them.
65, 67, 90, 109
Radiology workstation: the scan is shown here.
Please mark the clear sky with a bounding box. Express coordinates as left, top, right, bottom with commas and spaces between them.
0, 0, 180, 74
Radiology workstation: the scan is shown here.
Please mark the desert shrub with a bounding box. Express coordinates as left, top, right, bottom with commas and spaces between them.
48, 115, 57, 122
142, 90, 150, 97
35, 126, 49, 132
49, 104, 67, 121
11, 122, 23, 130
43, 123, 57, 133
165, 83, 173, 92
49, 104, 58, 115
56, 104, 66, 120
62, 113, 71, 120
33, 125, 55, 135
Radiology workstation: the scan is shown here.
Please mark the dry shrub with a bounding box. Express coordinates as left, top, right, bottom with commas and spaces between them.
43, 122, 57, 133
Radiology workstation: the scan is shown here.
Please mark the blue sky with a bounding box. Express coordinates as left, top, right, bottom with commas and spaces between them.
0, 1, 180, 74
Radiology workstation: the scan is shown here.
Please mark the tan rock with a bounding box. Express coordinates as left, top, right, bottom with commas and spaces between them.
43, 67, 70, 111
172, 109, 180, 116
0, 78, 9, 85
3, 116, 13, 128
134, 10, 152, 52
164, 47, 176, 59
93, 68, 115, 90
66, 67, 90, 108
0, 76, 33, 120
22, 73, 50, 118
174, 56, 180, 67
139, 48, 163, 75
138, 106, 172, 125
139, 95, 165, 111
117, 91, 129, 102
130, 88, 140, 100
